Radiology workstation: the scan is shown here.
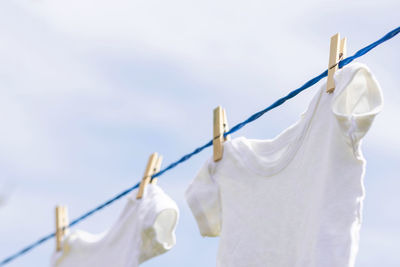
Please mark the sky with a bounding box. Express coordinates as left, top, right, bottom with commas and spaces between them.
0, 0, 399, 266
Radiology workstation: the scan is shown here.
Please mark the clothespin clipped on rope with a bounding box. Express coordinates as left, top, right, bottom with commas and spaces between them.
213, 106, 231, 162
327, 33, 347, 94
149, 154, 163, 185
55, 205, 69, 252
136, 153, 163, 199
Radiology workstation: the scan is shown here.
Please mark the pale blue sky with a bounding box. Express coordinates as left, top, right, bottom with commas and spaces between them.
0, 0, 399, 266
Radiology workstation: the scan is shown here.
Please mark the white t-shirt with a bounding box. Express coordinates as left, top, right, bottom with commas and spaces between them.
185, 63, 383, 267
51, 184, 179, 267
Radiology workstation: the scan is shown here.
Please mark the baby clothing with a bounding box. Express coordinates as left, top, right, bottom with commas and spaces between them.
186, 63, 383, 267
52, 184, 179, 267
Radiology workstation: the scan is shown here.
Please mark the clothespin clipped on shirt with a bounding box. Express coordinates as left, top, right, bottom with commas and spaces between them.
136, 153, 163, 199
327, 33, 347, 94
213, 106, 231, 162
149, 154, 163, 185
55, 205, 69, 252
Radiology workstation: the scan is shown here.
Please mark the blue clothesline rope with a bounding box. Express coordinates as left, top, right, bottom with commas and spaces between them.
1, 26, 399, 266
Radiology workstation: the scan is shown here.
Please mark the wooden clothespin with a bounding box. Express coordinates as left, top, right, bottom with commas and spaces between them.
213, 106, 231, 162
149, 155, 163, 185
136, 153, 163, 199
55, 205, 69, 252
327, 33, 347, 94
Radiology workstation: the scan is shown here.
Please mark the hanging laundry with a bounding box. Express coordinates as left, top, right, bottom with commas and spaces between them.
51, 184, 179, 267
186, 63, 383, 267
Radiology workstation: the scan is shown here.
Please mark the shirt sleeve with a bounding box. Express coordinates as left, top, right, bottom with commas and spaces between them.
332, 66, 383, 154
185, 158, 222, 237
139, 185, 179, 264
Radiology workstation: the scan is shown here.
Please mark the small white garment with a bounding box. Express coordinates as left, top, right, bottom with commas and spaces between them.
51, 184, 179, 267
186, 63, 383, 267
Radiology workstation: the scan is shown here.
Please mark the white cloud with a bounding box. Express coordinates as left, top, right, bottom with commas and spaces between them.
0, 179, 14, 207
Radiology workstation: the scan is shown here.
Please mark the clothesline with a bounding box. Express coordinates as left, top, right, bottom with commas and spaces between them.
1, 26, 399, 266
